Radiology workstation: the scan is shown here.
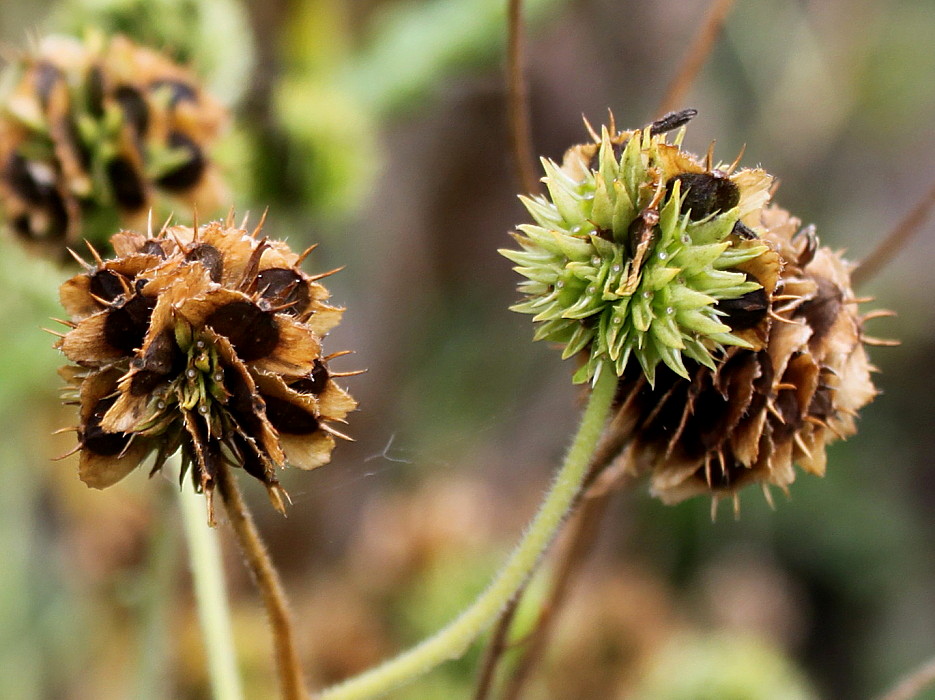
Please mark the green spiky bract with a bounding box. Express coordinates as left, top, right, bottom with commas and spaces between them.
502, 125, 770, 385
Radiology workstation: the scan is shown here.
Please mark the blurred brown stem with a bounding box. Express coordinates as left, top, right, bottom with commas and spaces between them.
507, 0, 539, 194
474, 407, 636, 699
876, 656, 935, 700
852, 180, 935, 288
655, 0, 738, 118
216, 464, 309, 700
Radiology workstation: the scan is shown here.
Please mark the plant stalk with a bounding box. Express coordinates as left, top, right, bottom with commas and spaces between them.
178, 469, 245, 700
318, 368, 618, 700
214, 462, 310, 700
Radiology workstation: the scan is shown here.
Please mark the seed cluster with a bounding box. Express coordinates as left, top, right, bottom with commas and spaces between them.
505, 113, 880, 504
503, 113, 776, 385
0, 34, 227, 259
56, 217, 356, 515
614, 205, 878, 508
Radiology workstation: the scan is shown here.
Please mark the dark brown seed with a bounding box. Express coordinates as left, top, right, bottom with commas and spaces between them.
89, 269, 126, 302
114, 85, 150, 137
719, 287, 769, 331
732, 220, 759, 239
6, 153, 48, 205
139, 240, 168, 258
256, 268, 310, 315
103, 294, 156, 354
107, 157, 147, 210
291, 360, 329, 396
205, 301, 279, 361
86, 65, 105, 118
669, 173, 740, 221
185, 243, 223, 282
263, 395, 319, 434
83, 397, 132, 456
156, 131, 205, 191
149, 79, 198, 108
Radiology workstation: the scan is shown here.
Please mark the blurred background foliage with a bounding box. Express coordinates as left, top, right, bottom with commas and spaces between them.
1, 0, 934, 698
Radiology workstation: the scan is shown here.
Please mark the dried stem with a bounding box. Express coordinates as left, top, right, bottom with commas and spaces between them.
875, 656, 935, 700
507, 0, 539, 194
472, 589, 523, 700
852, 179, 935, 288
655, 0, 738, 118
215, 463, 309, 700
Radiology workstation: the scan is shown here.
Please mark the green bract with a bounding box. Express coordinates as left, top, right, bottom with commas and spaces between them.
502, 122, 775, 385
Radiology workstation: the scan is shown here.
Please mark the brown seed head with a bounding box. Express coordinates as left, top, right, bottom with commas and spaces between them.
612, 205, 880, 510
56, 216, 356, 514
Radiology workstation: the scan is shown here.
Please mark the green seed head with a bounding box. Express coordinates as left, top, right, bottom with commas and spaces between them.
502, 118, 776, 385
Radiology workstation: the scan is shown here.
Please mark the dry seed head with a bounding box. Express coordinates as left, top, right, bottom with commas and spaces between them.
613, 205, 879, 507
0, 33, 229, 261
502, 112, 775, 385
56, 216, 356, 515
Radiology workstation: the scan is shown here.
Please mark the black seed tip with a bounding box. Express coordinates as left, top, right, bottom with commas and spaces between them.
649, 109, 698, 136
149, 79, 198, 108
114, 85, 150, 137
89, 269, 126, 302
103, 294, 156, 354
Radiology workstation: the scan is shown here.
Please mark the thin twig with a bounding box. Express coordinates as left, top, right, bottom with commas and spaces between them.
875, 656, 935, 700
500, 485, 617, 700
655, 0, 739, 118
473, 589, 524, 700
473, 408, 636, 699
852, 179, 935, 288
507, 0, 539, 194
216, 463, 309, 700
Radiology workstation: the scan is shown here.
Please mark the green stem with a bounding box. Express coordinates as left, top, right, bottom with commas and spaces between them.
318, 368, 618, 700
178, 463, 245, 700
135, 487, 180, 700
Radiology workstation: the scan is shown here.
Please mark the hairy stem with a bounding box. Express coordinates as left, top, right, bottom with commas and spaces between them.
179, 472, 245, 700
507, 0, 539, 194
215, 463, 309, 700
318, 369, 618, 700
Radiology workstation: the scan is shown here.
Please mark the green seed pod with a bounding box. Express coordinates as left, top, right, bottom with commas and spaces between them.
502, 114, 778, 385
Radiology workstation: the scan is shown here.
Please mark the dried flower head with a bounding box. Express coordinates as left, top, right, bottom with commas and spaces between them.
55, 215, 356, 516
502, 110, 776, 385
613, 205, 880, 510
0, 33, 228, 260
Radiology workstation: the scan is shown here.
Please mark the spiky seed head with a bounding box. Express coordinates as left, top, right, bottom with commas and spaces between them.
0, 33, 229, 261
502, 117, 776, 385
613, 205, 880, 509
56, 216, 356, 516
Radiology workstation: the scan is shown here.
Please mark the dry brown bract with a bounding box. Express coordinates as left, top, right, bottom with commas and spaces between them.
613, 205, 879, 511
55, 216, 356, 517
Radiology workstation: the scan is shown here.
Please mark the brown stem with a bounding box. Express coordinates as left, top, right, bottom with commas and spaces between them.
472, 588, 524, 700
216, 464, 309, 700
852, 179, 935, 288
655, 0, 739, 118
500, 485, 617, 700
507, 0, 539, 194
473, 410, 636, 700
875, 656, 935, 700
